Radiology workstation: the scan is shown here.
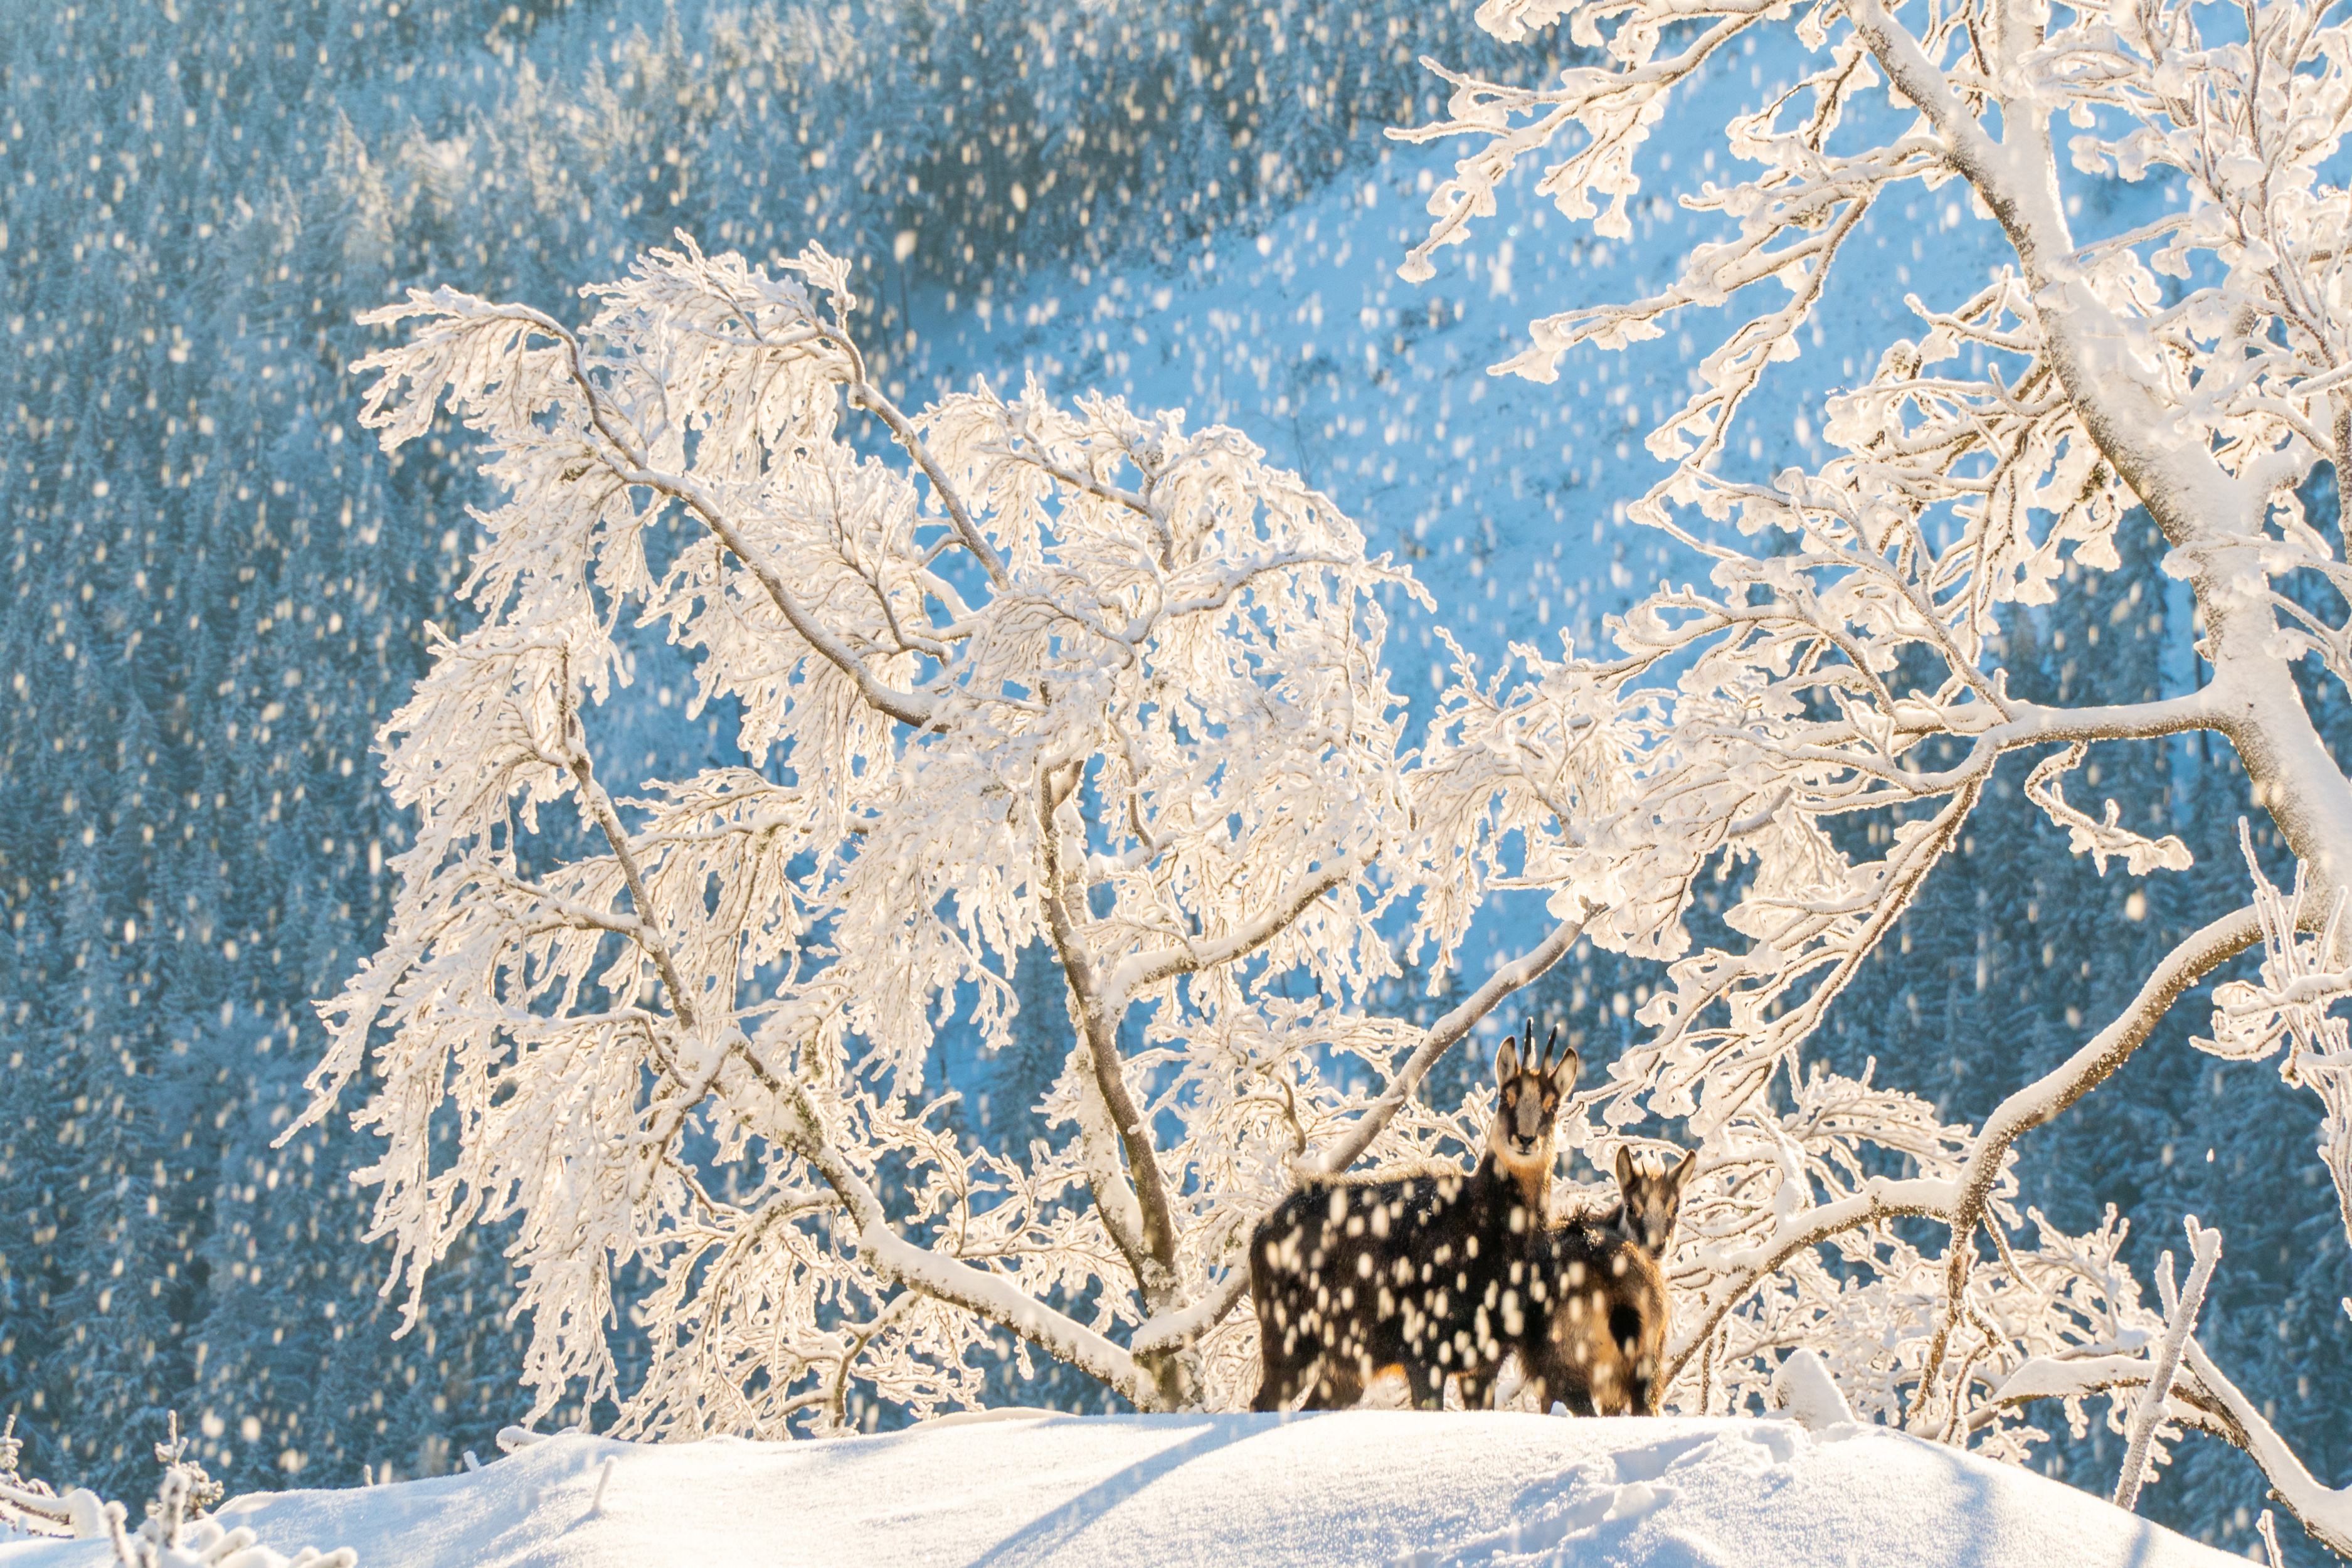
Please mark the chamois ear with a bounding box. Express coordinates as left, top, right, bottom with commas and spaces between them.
1494, 1034, 1521, 1086
1614, 1144, 1638, 1191
1546, 1030, 1578, 1096
1666, 1148, 1698, 1200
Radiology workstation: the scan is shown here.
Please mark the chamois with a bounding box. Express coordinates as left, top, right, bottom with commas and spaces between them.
1509, 1147, 1695, 1416
1248, 1023, 1577, 1412
1517, 1216, 1672, 1416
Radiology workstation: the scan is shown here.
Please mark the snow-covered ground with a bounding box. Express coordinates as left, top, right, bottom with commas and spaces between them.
1, 1412, 2244, 1567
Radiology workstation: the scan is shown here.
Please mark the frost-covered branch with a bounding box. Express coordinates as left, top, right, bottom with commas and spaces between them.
1996, 1322, 2352, 1559
0, 1477, 78, 1540
2113, 1219, 2222, 1513
2200, 832, 2352, 1253
1033, 758, 1182, 1325
2180, 1332, 2352, 1556
1909, 904, 2266, 1418
771, 1069, 1152, 1406
354, 262, 943, 731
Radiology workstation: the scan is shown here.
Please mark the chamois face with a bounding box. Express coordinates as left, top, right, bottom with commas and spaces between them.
1486, 1025, 1578, 1175
1611, 1145, 1698, 1257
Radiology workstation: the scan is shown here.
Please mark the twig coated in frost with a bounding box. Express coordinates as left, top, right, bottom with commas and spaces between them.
2111, 1218, 2222, 1513
588, 1457, 617, 1520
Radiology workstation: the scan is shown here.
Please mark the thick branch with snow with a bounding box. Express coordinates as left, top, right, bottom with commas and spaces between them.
1387, 0, 2352, 1506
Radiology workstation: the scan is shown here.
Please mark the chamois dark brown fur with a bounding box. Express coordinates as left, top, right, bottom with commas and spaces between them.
1506, 1145, 1696, 1416
1248, 1024, 1577, 1412
1516, 1216, 1673, 1416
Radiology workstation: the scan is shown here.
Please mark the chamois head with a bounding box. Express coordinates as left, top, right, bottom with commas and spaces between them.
1487, 1020, 1577, 1179
1611, 1145, 1698, 1257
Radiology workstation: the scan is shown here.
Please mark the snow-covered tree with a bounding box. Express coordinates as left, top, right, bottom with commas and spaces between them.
0, 0, 1559, 1486
271, 0, 2352, 1544
302, 238, 1593, 1429
1394, 0, 2352, 1544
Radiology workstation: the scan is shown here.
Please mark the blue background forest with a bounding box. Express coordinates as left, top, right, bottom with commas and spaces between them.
1, 1, 2346, 1558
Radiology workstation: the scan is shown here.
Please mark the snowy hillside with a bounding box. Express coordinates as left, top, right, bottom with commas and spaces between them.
0, 1412, 2248, 1568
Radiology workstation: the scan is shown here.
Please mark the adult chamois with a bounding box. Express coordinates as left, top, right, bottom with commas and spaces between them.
1249, 1022, 1576, 1412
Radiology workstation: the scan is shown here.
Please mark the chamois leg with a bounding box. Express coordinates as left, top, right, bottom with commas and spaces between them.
1524, 1369, 1597, 1416
1305, 1356, 1366, 1410
1251, 1288, 1302, 1411
1454, 1369, 1491, 1411
1251, 1359, 1300, 1413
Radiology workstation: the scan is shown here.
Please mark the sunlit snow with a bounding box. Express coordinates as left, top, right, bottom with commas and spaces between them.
0, 1414, 2253, 1567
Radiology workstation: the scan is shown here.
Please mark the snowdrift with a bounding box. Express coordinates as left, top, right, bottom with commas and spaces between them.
1, 1412, 2242, 1567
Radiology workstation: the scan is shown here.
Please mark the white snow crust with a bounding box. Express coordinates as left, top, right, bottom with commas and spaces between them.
0, 1413, 2243, 1568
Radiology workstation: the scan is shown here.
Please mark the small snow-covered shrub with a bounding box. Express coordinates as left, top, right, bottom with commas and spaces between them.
0, 1414, 356, 1568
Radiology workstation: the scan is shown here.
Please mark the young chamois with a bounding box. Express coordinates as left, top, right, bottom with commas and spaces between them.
1249, 1024, 1576, 1412
1513, 1148, 1697, 1417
